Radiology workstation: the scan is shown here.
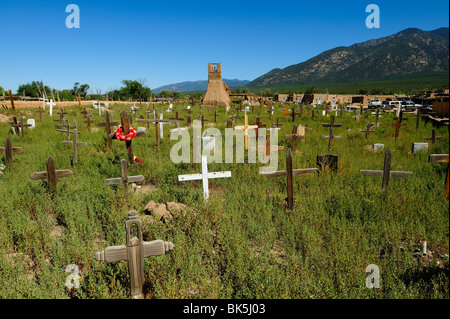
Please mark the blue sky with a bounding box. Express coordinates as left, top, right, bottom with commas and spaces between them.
1, 0, 448, 93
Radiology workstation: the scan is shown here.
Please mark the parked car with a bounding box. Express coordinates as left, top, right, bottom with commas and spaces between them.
402, 100, 420, 110
368, 98, 382, 109
388, 101, 404, 111
418, 104, 433, 114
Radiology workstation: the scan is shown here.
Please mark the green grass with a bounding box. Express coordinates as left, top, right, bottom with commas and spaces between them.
0, 103, 448, 299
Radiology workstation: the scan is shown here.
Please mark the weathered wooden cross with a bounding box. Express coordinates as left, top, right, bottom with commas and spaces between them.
77, 93, 84, 107
104, 159, 145, 189
11, 116, 32, 138
136, 110, 173, 150
54, 107, 67, 125
320, 115, 343, 150
97, 111, 120, 147
261, 148, 318, 209
4, 90, 19, 111
35, 104, 44, 122
290, 105, 301, 122
169, 111, 184, 126
360, 147, 413, 191
57, 120, 82, 141
29, 156, 73, 189
178, 155, 231, 200
0, 138, 23, 164
389, 115, 407, 139
83, 109, 96, 132
250, 113, 266, 139
62, 124, 87, 166
235, 115, 258, 150
280, 106, 292, 120
285, 124, 306, 152
360, 123, 375, 139
428, 154, 449, 200
250, 133, 284, 164
424, 129, 443, 145
94, 210, 174, 298
109, 111, 146, 163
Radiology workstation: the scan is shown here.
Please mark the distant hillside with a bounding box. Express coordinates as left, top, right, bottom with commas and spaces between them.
246, 27, 449, 89
152, 79, 250, 93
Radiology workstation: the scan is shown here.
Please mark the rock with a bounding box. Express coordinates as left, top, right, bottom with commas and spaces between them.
50, 225, 63, 239
143, 200, 158, 213
166, 201, 187, 217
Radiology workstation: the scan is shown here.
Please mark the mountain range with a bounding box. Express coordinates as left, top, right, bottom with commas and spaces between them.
152, 79, 250, 93
246, 27, 449, 89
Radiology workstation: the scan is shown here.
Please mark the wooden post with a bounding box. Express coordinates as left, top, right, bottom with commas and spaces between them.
97, 111, 119, 147
360, 147, 413, 191
29, 156, 73, 189
94, 210, 174, 298
261, 148, 318, 209
104, 159, 144, 189
428, 154, 449, 200
0, 138, 23, 164
5, 90, 19, 111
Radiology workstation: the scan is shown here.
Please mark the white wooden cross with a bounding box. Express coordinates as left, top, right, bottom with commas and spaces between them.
169, 120, 189, 136
39, 94, 48, 110
93, 101, 101, 116
178, 155, 231, 200
47, 99, 56, 117
159, 113, 170, 139
166, 103, 173, 113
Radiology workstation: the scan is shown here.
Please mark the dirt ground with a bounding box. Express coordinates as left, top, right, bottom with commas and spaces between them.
0, 100, 137, 110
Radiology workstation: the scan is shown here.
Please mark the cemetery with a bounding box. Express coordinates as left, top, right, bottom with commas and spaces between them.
0, 95, 448, 299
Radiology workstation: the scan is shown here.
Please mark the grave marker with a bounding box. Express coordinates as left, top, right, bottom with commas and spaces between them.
62, 124, 87, 165
389, 116, 407, 139
424, 129, 443, 145
97, 111, 119, 147
412, 143, 428, 155
250, 133, 284, 164
178, 155, 231, 200
0, 138, 23, 164
285, 125, 305, 152
104, 159, 144, 188
317, 154, 339, 173
4, 90, 19, 111
235, 115, 258, 150
360, 147, 413, 190
261, 149, 318, 209
360, 123, 375, 139
94, 210, 174, 298
29, 156, 73, 189
47, 99, 56, 117
83, 109, 96, 132
320, 115, 342, 150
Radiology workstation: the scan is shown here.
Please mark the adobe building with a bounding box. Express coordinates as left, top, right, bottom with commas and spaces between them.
203, 63, 231, 109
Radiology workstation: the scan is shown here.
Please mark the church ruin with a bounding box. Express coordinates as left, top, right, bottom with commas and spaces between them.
203, 63, 231, 109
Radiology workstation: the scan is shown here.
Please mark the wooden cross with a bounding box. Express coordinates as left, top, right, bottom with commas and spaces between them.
4, 90, 19, 111
169, 111, 184, 125
360, 147, 413, 191
271, 118, 282, 129
280, 106, 292, 120
290, 105, 301, 122
285, 125, 305, 152
8, 116, 19, 135
47, 99, 56, 117
136, 110, 173, 150
54, 107, 67, 125
77, 93, 84, 106
250, 133, 284, 164
29, 156, 73, 189
407, 108, 422, 130
57, 120, 82, 141
371, 108, 382, 128
110, 111, 146, 163
178, 155, 231, 200
250, 113, 266, 139
393, 110, 408, 123
39, 95, 48, 110
424, 129, 443, 145
11, 116, 32, 138
62, 124, 87, 166
0, 138, 23, 164
104, 159, 144, 188
320, 115, 343, 150
83, 109, 96, 132
130, 104, 139, 117
198, 113, 209, 129
235, 115, 258, 150
94, 210, 174, 298
35, 104, 44, 122
261, 148, 318, 209
97, 111, 120, 147
389, 116, 407, 139
428, 154, 449, 200
360, 123, 375, 139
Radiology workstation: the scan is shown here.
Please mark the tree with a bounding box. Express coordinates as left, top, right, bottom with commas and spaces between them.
72, 82, 90, 97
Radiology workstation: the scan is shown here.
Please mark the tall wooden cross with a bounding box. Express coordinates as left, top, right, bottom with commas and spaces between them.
29, 156, 73, 189
54, 107, 67, 125
389, 116, 407, 139
428, 154, 449, 200
290, 105, 301, 122
62, 124, 87, 166
178, 155, 231, 201
4, 90, 19, 111
261, 148, 318, 209
97, 111, 120, 147
280, 106, 291, 120
0, 138, 23, 164
94, 210, 174, 299
320, 115, 343, 150
83, 109, 96, 132
47, 99, 56, 117
360, 123, 375, 139
235, 115, 258, 150
35, 104, 44, 122
136, 110, 174, 150
109, 111, 146, 163
424, 129, 443, 145
360, 147, 413, 191
169, 111, 184, 126
250, 113, 266, 139
285, 125, 306, 152
8, 116, 19, 135
198, 113, 209, 129
39, 94, 48, 110
104, 159, 144, 188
